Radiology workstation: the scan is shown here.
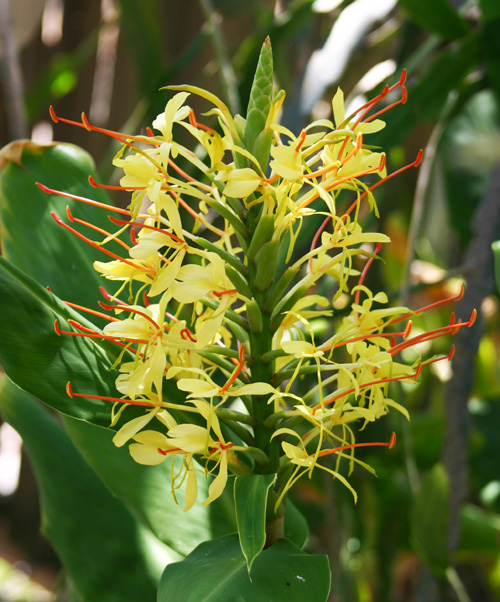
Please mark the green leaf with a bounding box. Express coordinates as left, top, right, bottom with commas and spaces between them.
458, 504, 500, 557
375, 33, 480, 148
0, 376, 175, 602
116, 0, 166, 96
0, 255, 121, 427
0, 142, 117, 317
234, 474, 275, 572
493, 240, 500, 294
412, 463, 450, 576
399, 0, 469, 40
158, 534, 331, 602
479, 0, 500, 105
62, 414, 235, 555
284, 500, 309, 549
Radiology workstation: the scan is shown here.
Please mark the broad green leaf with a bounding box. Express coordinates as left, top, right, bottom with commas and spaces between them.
234, 474, 275, 572
411, 463, 450, 576
63, 414, 235, 556
0, 142, 117, 317
0, 255, 122, 427
399, 0, 469, 40
158, 534, 331, 602
0, 376, 175, 602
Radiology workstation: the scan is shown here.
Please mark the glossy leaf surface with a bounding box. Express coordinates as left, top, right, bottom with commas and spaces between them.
0, 376, 173, 602
234, 473, 275, 572
158, 534, 331, 602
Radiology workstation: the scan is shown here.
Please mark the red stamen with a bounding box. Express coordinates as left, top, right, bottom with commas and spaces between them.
189, 109, 217, 135
88, 175, 145, 192
387, 283, 465, 326
354, 242, 382, 306
99, 302, 161, 330
210, 441, 235, 453
62, 300, 120, 322
314, 367, 420, 412
108, 215, 184, 245
66, 206, 131, 251
220, 344, 246, 393
66, 381, 156, 407
295, 129, 307, 152
388, 310, 476, 356
38, 182, 131, 216
180, 328, 197, 342
316, 431, 396, 458
51, 211, 148, 271
100, 286, 127, 304
212, 289, 238, 298
365, 87, 407, 123
54, 319, 133, 346
158, 447, 182, 456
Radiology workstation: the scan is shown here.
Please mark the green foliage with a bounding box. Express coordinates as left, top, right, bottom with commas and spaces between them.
399, 0, 469, 40
0, 376, 171, 602
411, 464, 450, 576
234, 474, 276, 572
2, 2, 500, 600
158, 534, 330, 602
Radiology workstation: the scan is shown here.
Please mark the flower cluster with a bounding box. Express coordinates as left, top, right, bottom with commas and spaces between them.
43, 39, 475, 511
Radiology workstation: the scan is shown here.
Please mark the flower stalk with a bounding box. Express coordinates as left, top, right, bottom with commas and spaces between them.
40, 38, 474, 524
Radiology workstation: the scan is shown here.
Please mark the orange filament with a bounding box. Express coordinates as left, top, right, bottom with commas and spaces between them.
299, 159, 385, 211
157, 447, 182, 456
50, 106, 155, 147
189, 109, 217, 135
314, 366, 421, 413
66, 381, 156, 407
331, 149, 423, 234
98, 302, 161, 331
88, 175, 145, 192
354, 242, 382, 307
365, 87, 407, 123
66, 207, 131, 251
54, 319, 137, 346
62, 300, 120, 323
220, 344, 246, 393
38, 182, 131, 216
316, 431, 396, 458
51, 211, 148, 271
387, 283, 465, 327
213, 288, 238, 298
319, 322, 411, 353
180, 328, 197, 342
210, 441, 235, 454
108, 215, 185, 245
295, 130, 307, 152
388, 310, 476, 357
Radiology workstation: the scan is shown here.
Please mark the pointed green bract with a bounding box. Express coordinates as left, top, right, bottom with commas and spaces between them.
245, 37, 274, 163
234, 474, 275, 572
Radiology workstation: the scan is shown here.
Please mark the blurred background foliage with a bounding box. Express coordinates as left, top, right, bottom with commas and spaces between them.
0, 0, 500, 601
